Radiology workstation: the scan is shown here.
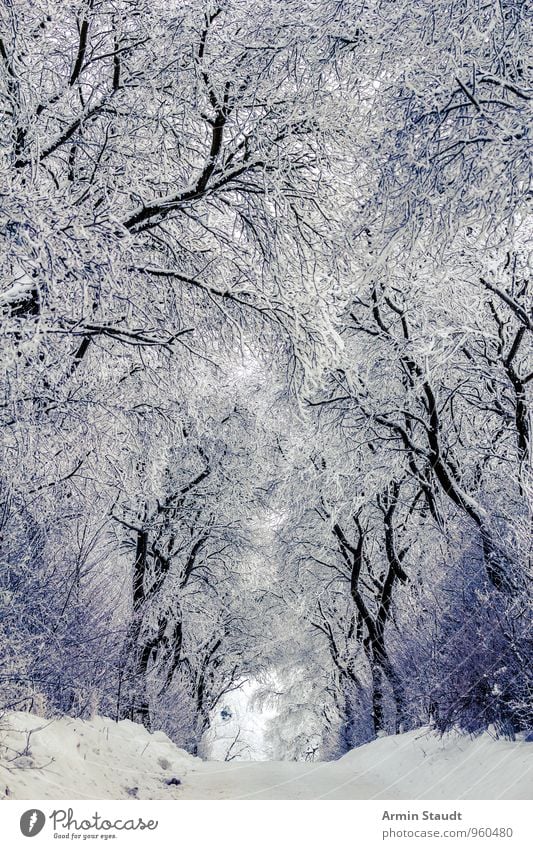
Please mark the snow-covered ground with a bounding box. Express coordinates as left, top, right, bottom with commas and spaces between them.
1, 711, 531, 800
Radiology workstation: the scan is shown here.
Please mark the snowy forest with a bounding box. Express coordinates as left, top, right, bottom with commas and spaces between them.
0, 0, 531, 766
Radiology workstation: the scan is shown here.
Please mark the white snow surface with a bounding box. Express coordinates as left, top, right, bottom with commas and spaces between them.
1, 712, 531, 800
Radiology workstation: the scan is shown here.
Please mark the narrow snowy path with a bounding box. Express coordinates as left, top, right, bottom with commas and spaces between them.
176, 759, 386, 799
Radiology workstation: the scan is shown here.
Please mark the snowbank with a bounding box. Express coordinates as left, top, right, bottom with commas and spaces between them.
1, 712, 531, 800
0, 712, 198, 800
333, 728, 532, 800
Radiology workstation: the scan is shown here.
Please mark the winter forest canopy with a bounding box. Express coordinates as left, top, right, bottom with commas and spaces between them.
0, 0, 531, 762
